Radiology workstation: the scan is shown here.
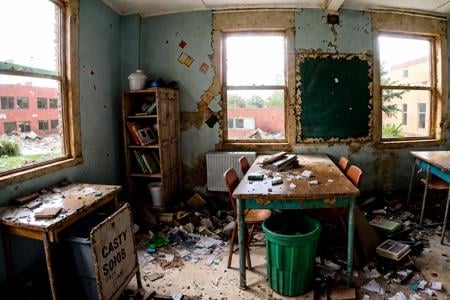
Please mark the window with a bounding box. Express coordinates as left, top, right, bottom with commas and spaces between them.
50, 119, 59, 129
49, 98, 58, 108
38, 120, 49, 130
17, 97, 29, 109
418, 103, 426, 129
18, 121, 31, 133
378, 34, 434, 140
37, 98, 48, 109
1, 96, 14, 109
401, 104, 407, 126
0, 0, 81, 186
402, 69, 408, 78
373, 12, 447, 145
3, 122, 17, 134
224, 33, 286, 141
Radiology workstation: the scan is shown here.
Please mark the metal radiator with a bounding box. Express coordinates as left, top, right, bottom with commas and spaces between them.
206, 151, 257, 192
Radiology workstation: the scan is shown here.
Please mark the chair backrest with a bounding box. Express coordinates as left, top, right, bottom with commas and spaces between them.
346, 165, 362, 188
337, 156, 350, 173
224, 167, 240, 215
239, 156, 250, 175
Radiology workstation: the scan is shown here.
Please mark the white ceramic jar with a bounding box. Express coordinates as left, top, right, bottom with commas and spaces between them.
128, 70, 147, 91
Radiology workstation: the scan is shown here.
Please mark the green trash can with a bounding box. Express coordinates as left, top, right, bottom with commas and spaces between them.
262, 214, 321, 296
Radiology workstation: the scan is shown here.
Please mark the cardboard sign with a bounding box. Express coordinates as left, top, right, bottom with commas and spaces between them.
90, 204, 138, 300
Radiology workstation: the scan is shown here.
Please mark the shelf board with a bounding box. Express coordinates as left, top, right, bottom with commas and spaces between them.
127, 115, 157, 119
130, 173, 162, 178
128, 144, 159, 149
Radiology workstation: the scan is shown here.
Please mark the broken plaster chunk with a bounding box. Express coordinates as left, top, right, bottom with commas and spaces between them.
362, 280, 385, 295
417, 280, 427, 290
301, 170, 312, 178
388, 292, 407, 300
271, 177, 283, 185
289, 183, 296, 189
431, 281, 442, 291
308, 180, 319, 186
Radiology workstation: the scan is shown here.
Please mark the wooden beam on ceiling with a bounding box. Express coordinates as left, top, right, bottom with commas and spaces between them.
325, 0, 344, 13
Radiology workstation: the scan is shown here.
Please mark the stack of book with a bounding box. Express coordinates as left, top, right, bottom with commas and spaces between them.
127, 122, 157, 145
376, 239, 411, 261
134, 101, 157, 116
262, 151, 298, 171
133, 150, 160, 174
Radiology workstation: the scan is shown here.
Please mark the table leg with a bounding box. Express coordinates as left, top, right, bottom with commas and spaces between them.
406, 159, 417, 207
420, 164, 431, 225
237, 198, 247, 289
347, 198, 356, 285
43, 232, 58, 300
1, 226, 14, 278
441, 189, 450, 245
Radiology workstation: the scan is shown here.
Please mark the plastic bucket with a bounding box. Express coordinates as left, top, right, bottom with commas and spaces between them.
262, 214, 321, 296
148, 182, 162, 207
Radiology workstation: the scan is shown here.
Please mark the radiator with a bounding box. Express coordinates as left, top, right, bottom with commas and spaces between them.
206, 151, 257, 192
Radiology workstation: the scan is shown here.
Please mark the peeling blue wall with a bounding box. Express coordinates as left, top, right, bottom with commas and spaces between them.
136, 8, 450, 193
140, 12, 214, 113
0, 0, 122, 283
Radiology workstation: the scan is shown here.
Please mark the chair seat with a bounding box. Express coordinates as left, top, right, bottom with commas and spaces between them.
244, 209, 272, 223
420, 178, 449, 190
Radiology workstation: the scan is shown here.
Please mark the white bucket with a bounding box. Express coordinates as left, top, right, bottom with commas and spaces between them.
128, 70, 147, 91
148, 182, 162, 207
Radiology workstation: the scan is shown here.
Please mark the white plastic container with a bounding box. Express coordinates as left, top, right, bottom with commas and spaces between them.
148, 182, 162, 207
128, 70, 147, 91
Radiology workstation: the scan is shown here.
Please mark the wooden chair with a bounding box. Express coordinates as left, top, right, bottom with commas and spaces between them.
337, 156, 350, 173
346, 165, 362, 188
224, 167, 272, 269
239, 156, 250, 175
419, 176, 449, 225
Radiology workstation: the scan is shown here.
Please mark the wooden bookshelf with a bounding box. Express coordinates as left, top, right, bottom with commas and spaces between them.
122, 88, 181, 211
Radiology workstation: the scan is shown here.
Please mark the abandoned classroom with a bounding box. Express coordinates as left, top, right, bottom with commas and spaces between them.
1, 0, 450, 299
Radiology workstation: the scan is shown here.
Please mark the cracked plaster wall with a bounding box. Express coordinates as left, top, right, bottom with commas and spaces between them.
137, 9, 450, 193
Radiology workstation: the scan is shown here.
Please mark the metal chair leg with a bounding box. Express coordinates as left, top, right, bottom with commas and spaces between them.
441, 190, 450, 245
420, 165, 431, 225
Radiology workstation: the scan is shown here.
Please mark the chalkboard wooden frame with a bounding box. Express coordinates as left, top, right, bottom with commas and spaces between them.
296, 52, 373, 143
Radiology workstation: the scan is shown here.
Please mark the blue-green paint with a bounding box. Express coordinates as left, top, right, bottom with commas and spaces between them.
121, 14, 141, 92
295, 9, 372, 53
0, 0, 122, 283
140, 11, 214, 112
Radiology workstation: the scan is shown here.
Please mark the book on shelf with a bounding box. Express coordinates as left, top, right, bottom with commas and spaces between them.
140, 101, 157, 115
126, 122, 141, 145
142, 152, 160, 174
137, 126, 157, 145
132, 150, 160, 174
133, 150, 149, 173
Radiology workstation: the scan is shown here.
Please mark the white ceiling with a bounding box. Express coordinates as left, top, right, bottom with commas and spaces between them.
102, 0, 450, 17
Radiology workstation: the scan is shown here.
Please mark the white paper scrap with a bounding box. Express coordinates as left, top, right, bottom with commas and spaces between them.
362, 280, 385, 295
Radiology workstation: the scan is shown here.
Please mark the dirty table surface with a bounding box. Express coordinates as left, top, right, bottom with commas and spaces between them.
233, 154, 360, 201
410, 151, 450, 172
0, 183, 121, 234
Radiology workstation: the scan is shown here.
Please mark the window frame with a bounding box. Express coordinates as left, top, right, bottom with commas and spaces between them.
377, 32, 435, 142
372, 13, 447, 148
37, 97, 48, 109
0, 0, 81, 187
17, 97, 29, 109
222, 31, 288, 144
38, 120, 49, 131
1, 96, 14, 109
401, 103, 407, 126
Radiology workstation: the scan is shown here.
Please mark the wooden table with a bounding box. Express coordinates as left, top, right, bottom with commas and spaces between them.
406, 151, 450, 244
0, 183, 124, 299
233, 154, 360, 289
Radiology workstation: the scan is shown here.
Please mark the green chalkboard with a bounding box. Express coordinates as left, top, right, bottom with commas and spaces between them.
298, 54, 371, 141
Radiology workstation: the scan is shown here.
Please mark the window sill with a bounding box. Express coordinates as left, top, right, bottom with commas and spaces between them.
0, 156, 82, 188
375, 139, 445, 149
219, 142, 292, 152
